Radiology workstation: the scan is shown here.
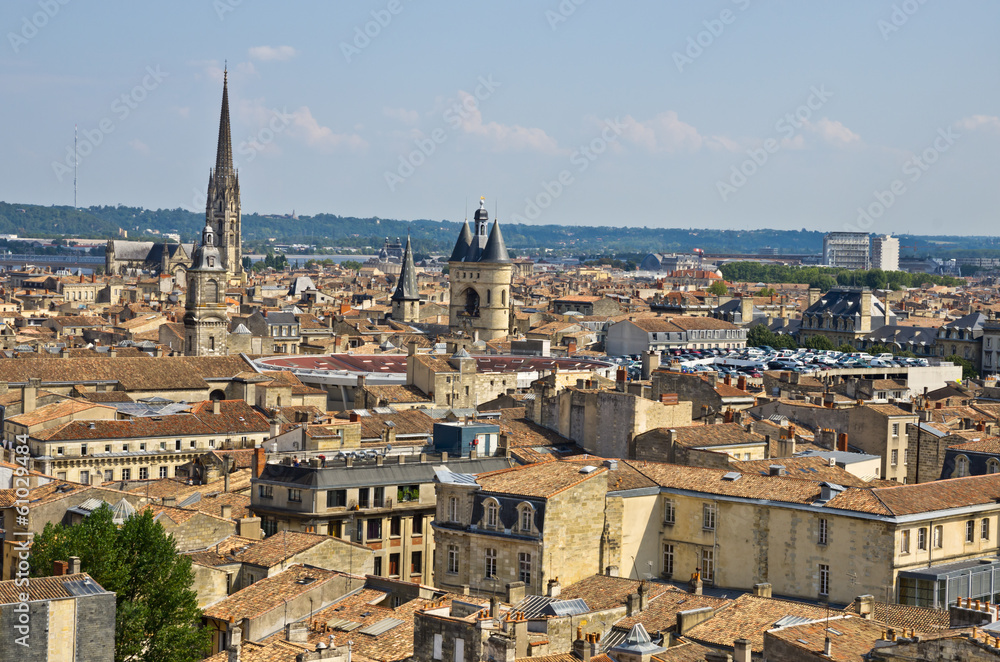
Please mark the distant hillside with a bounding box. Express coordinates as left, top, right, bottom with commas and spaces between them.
1, 201, 996, 259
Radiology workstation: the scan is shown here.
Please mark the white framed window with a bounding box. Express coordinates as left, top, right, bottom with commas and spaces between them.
818, 518, 828, 545
519, 504, 533, 533
485, 500, 500, 529
518, 552, 531, 584
703, 503, 716, 531
900, 529, 910, 554
983, 518, 991, 541
663, 498, 676, 525
447, 545, 459, 574
138, 467, 149, 480
956, 455, 970, 477
933, 525, 943, 548
662, 542, 675, 576
891, 449, 898, 466
967, 520, 976, 543
448, 496, 459, 522
701, 548, 714, 583
989, 459, 1000, 474
159, 466, 168, 478
917, 527, 927, 550
892, 423, 899, 437
819, 564, 830, 596
121, 468, 131, 481
485, 548, 497, 579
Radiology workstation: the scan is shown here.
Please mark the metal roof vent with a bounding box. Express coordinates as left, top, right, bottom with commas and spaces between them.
579, 465, 598, 474
722, 472, 742, 481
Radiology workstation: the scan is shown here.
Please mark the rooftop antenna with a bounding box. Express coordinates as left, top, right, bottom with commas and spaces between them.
74, 124, 78, 209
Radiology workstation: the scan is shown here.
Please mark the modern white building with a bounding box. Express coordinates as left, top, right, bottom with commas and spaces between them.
872, 234, 900, 271
823, 232, 871, 270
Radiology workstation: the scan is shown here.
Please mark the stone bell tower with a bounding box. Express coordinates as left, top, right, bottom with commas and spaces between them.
205, 67, 243, 281
183, 223, 229, 356
447, 197, 513, 341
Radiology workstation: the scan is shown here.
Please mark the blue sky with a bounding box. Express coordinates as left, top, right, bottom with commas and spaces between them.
2, 0, 998, 234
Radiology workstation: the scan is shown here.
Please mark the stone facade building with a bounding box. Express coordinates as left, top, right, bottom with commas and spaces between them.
431, 461, 611, 597
448, 198, 513, 340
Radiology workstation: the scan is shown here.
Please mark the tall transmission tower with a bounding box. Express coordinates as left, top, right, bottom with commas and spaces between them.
74, 124, 78, 208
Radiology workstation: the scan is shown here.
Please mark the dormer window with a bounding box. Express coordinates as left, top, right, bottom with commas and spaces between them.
485, 498, 500, 529
517, 502, 534, 534
208, 257, 215, 268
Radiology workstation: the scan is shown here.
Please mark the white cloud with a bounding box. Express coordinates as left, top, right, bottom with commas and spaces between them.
129, 139, 150, 155
617, 112, 738, 153
248, 46, 298, 62
236, 99, 366, 155
288, 106, 367, 152
957, 114, 1000, 132
383, 107, 419, 125
453, 91, 561, 154
807, 117, 861, 146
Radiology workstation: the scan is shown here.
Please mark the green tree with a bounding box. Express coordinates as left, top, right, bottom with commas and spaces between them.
802, 335, 834, 350
756, 286, 775, 297
340, 260, 362, 271
837, 343, 856, 353
31, 504, 209, 662
707, 280, 728, 296
946, 355, 978, 380
241, 256, 253, 271
772, 334, 798, 349
746, 324, 776, 348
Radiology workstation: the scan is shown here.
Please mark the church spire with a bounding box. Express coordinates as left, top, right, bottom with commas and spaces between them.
392, 236, 419, 302
215, 66, 234, 181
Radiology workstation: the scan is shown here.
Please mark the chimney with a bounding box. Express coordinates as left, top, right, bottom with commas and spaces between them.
777, 436, 795, 458
162, 496, 177, 507
753, 583, 772, 598
285, 621, 308, 643
53, 560, 69, 576
855, 594, 875, 619
733, 638, 752, 662
859, 289, 873, 332
227, 622, 242, 662
213, 399, 221, 415
616, 366, 627, 392
252, 447, 266, 478
737, 375, 747, 391
506, 581, 526, 605
808, 287, 821, 307
768, 465, 785, 477
220, 504, 233, 519
838, 433, 849, 452
626, 591, 641, 616
68, 556, 81, 574
546, 578, 561, 598
23, 377, 40, 414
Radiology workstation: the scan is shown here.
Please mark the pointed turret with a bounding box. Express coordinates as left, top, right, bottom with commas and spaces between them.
205, 67, 242, 278
392, 236, 419, 302
449, 221, 474, 262
480, 220, 510, 263
215, 67, 234, 182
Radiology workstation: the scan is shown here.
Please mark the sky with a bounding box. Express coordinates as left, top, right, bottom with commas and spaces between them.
1, 1, 999, 235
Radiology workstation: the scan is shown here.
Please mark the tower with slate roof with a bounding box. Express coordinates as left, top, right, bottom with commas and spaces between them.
206, 67, 243, 281
183, 222, 229, 356
391, 236, 420, 323
447, 197, 513, 340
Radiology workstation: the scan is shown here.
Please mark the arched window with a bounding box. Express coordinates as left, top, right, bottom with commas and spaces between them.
485, 498, 500, 529
956, 455, 970, 478
988, 459, 1000, 475
518, 502, 534, 533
